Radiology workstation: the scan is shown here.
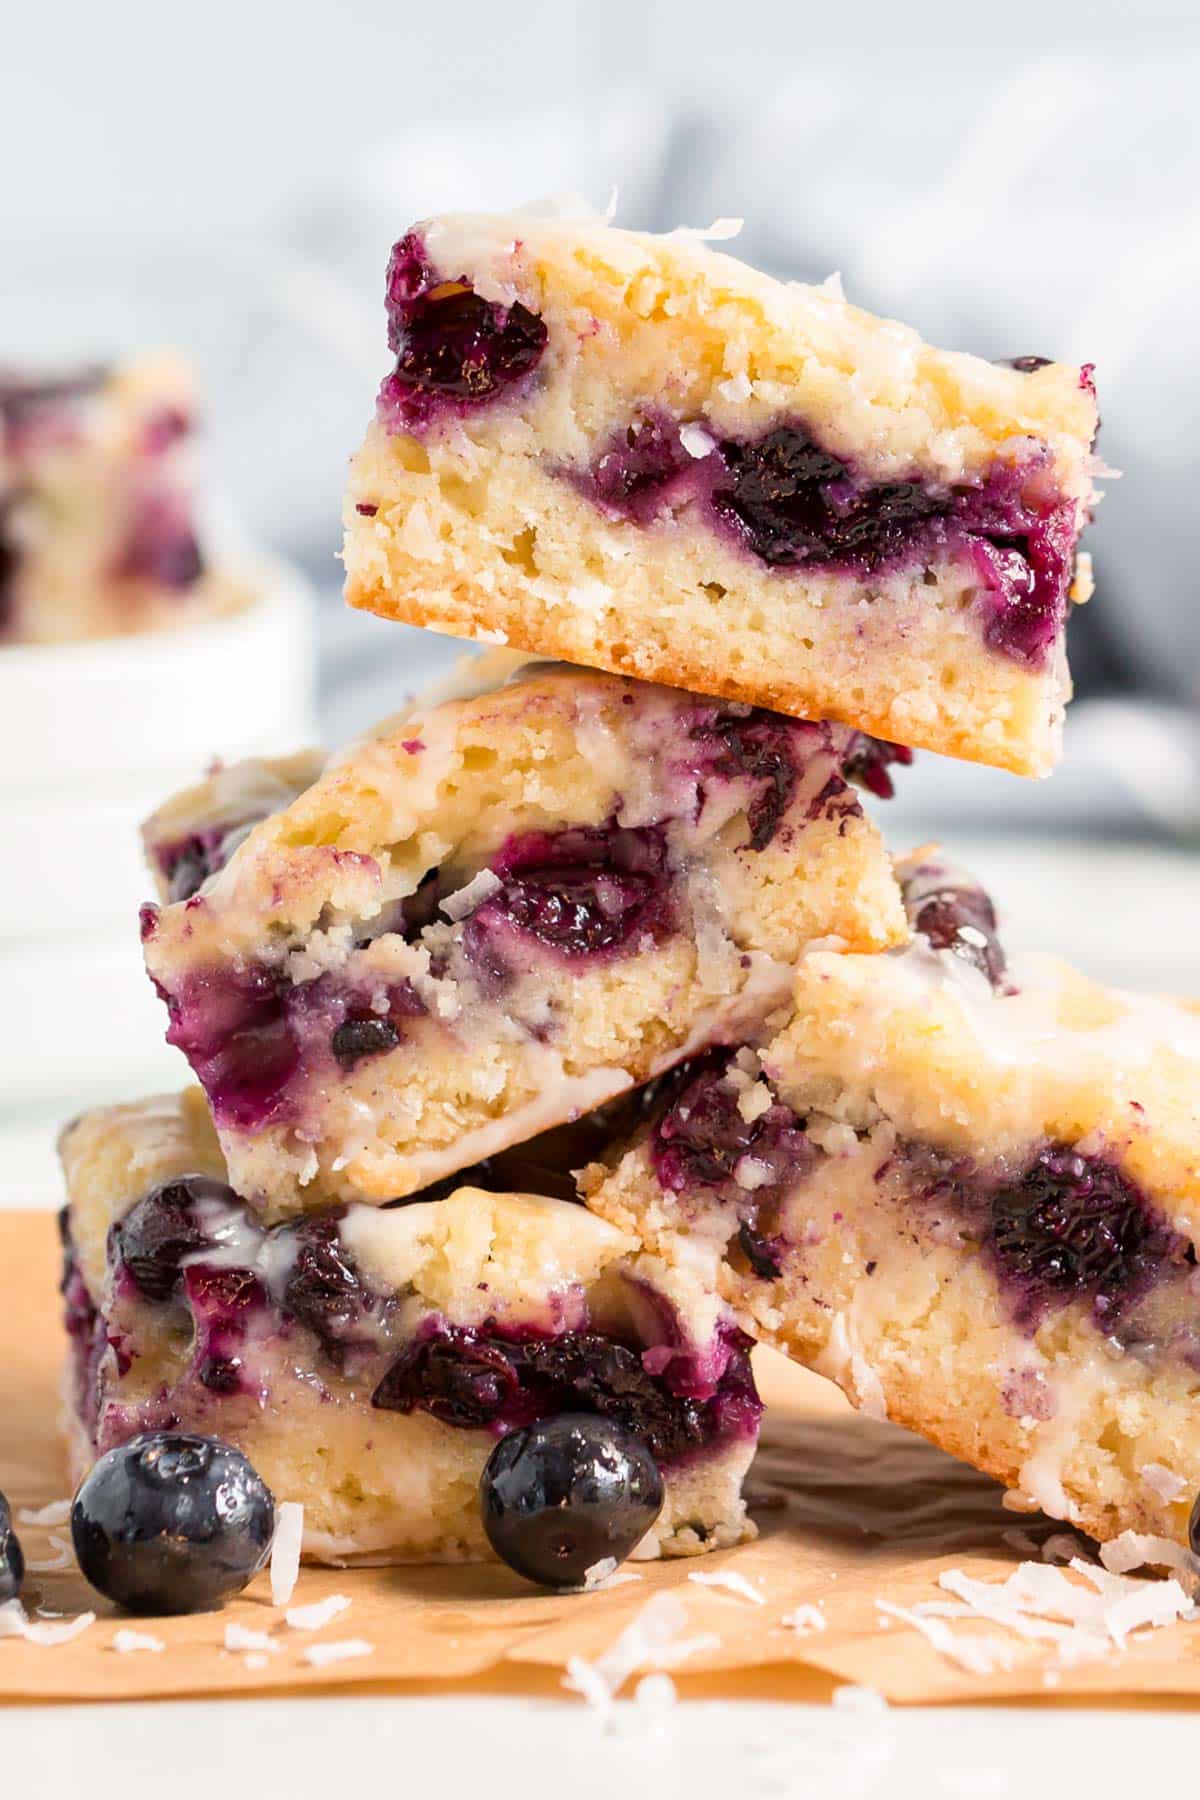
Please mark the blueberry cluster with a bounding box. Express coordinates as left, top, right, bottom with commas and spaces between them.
379, 232, 547, 430
371, 1320, 756, 1466
568, 410, 1075, 675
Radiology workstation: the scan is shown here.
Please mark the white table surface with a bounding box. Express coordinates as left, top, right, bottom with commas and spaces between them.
2, 831, 1197, 1773
2, 1688, 1196, 1797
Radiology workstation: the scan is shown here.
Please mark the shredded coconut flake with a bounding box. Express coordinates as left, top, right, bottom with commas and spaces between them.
1100, 1531, 1200, 1588
679, 422, 717, 460
286, 1594, 352, 1632
582, 1558, 618, 1591
564, 1654, 612, 1711
632, 1671, 677, 1721
752, 1682, 895, 1785
648, 1634, 721, 1670
563, 1593, 695, 1708
939, 1565, 1105, 1659
111, 1629, 164, 1654
243, 1653, 270, 1672
1087, 453, 1122, 481
1139, 1463, 1187, 1504
876, 1600, 1014, 1676
670, 218, 743, 243
688, 1568, 765, 1605
818, 1313, 888, 1420
0, 1600, 95, 1647
17, 1500, 71, 1527
734, 1079, 773, 1124
302, 1638, 375, 1668
831, 1684, 890, 1719
936, 1554, 1196, 1666
1041, 1532, 1090, 1565
396, 500, 439, 560
781, 1603, 826, 1635
595, 1569, 644, 1590
1090, 1573, 1190, 1647
270, 1502, 304, 1607
717, 372, 752, 404
439, 867, 503, 923
27, 1534, 73, 1573
733, 1156, 773, 1192
224, 1622, 279, 1654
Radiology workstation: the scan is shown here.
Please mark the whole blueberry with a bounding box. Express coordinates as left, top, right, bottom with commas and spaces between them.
71, 1432, 275, 1615
480, 1413, 663, 1589
0, 1490, 24, 1603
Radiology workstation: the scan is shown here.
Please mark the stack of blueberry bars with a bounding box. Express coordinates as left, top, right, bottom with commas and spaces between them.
35, 205, 1200, 1624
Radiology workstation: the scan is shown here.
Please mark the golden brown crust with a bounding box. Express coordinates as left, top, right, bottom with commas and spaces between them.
347, 570, 1055, 777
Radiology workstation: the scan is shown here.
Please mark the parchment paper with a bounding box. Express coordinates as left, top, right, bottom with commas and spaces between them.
4, 1211, 1199, 1707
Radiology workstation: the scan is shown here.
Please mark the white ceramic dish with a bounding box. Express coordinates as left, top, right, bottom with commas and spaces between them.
0, 927, 180, 1111
0, 557, 317, 939
1, 555, 316, 784
0, 555, 318, 1112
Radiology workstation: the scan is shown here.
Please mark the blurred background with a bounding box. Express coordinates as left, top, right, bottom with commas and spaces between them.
3, 1, 1199, 1194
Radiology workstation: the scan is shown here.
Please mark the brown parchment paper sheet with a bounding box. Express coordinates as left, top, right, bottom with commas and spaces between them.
4, 1210, 1200, 1707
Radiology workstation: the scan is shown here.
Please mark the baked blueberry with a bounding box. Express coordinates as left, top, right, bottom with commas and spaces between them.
574, 413, 693, 524
111, 1173, 239, 1302
652, 1056, 813, 1206
380, 232, 547, 426
987, 1145, 1187, 1329
330, 1014, 401, 1068
282, 1215, 374, 1361
900, 857, 1007, 988
469, 824, 672, 961
71, 1431, 275, 1614
479, 1413, 663, 1588
0, 1490, 24, 1603
712, 424, 944, 570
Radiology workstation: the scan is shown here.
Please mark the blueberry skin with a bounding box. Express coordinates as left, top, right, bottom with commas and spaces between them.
1189, 1492, 1200, 1558
71, 1433, 275, 1615
0, 1490, 24, 1603
480, 1413, 663, 1590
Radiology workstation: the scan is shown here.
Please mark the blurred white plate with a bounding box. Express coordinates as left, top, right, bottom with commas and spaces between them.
0, 556, 317, 1129
1, 558, 317, 937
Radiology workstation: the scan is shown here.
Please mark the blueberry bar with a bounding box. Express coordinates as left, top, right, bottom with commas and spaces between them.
143, 749, 325, 904
584, 857, 1200, 1550
343, 207, 1099, 777
1, 356, 241, 644
139, 648, 526, 903
140, 661, 908, 1215
59, 1090, 760, 1564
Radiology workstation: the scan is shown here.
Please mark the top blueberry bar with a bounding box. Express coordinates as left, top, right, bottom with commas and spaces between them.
343, 205, 1099, 777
